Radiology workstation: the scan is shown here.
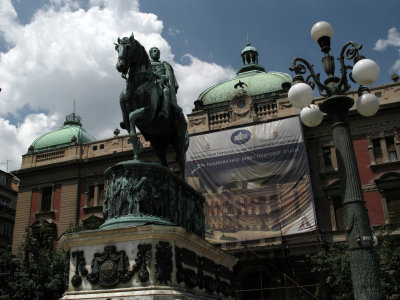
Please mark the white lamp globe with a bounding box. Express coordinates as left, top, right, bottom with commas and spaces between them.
311, 21, 333, 43
288, 82, 314, 108
352, 59, 380, 86
300, 104, 323, 127
356, 93, 379, 117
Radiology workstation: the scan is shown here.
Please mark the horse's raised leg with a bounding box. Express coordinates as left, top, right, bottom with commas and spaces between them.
128, 108, 145, 160
119, 90, 130, 131
127, 85, 159, 160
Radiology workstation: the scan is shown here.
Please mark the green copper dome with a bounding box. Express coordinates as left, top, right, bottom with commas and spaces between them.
29, 112, 96, 153
198, 71, 291, 105
196, 40, 291, 106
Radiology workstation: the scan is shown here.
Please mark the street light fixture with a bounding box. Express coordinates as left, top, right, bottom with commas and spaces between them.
288, 21, 381, 299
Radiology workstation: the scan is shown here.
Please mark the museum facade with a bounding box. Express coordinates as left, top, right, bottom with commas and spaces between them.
12, 41, 400, 299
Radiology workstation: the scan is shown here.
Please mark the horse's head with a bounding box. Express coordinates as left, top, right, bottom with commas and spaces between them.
115, 33, 136, 76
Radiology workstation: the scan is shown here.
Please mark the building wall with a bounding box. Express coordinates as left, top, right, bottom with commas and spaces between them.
187, 82, 400, 237
12, 188, 31, 251
0, 171, 18, 249
303, 83, 400, 232
58, 182, 78, 236
29, 189, 39, 225
11, 82, 400, 272
11, 133, 173, 253
186, 80, 400, 298
9, 80, 400, 298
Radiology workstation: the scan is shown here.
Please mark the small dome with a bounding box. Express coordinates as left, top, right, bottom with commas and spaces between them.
238, 40, 265, 74
241, 42, 257, 54
30, 112, 96, 153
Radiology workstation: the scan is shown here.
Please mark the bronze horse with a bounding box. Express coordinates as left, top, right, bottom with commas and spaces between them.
115, 34, 189, 176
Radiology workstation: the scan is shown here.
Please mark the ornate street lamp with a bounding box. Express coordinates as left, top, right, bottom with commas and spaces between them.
288, 21, 381, 299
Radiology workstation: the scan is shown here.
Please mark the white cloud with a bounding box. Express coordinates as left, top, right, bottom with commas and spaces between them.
0, 0, 20, 44
0, 0, 234, 171
374, 27, 400, 73
174, 54, 235, 115
0, 114, 59, 172
168, 27, 180, 37
374, 27, 400, 51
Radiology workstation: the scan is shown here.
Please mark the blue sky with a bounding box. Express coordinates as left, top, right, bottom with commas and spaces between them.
8, 0, 400, 83
0, 0, 399, 171
139, 0, 400, 84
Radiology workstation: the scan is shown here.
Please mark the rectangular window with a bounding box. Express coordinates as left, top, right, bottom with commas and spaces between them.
0, 176, 6, 187
333, 196, 345, 231
372, 138, 383, 164
100, 144, 104, 150
371, 135, 399, 165
41, 187, 52, 212
323, 146, 333, 169
386, 136, 397, 162
88, 185, 95, 207
98, 184, 105, 206
92, 145, 98, 151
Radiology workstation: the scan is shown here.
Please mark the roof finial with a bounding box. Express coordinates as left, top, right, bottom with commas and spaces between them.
64, 100, 82, 126
246, 32, 250, 46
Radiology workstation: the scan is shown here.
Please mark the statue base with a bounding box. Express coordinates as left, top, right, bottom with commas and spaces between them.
59, 225, 237, 299
100, 160, 205, 238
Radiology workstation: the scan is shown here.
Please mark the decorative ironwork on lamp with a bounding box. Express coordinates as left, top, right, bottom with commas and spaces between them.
288, 21, 382, 299
288, 21, 380, 126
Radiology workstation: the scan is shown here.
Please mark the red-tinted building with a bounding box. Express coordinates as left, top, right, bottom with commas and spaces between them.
12, 41, 400, 298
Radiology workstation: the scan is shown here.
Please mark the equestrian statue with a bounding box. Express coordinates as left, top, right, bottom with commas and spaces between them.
115, 33, 189, 176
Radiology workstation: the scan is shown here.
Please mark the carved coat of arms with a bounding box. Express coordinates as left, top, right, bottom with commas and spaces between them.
87, 246, 132, 287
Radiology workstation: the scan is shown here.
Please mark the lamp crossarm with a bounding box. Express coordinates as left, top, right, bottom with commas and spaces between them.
289, 57, 328, 97
337, 41, 363, 92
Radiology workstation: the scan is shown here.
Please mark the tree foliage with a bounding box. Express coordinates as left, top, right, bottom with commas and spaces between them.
308, 225, 400, 299
307, 242, 353, 299
376, 224, 400, 298
0, 222, 66, 300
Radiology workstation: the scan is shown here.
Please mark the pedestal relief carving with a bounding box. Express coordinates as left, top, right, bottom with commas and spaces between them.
155, 241, 173, 284
87, 246, 132, 287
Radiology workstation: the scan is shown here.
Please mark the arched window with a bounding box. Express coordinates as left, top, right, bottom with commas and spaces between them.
386, 190, 400, 223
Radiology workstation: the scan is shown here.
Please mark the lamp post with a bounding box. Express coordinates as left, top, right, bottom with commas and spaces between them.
288, 21, 381, 299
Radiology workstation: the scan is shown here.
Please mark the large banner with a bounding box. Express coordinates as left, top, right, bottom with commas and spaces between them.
186, 117, 316, 244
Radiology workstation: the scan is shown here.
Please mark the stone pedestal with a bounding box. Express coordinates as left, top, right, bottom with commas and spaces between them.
59, 225, 237, 299
59, 160, 235, 299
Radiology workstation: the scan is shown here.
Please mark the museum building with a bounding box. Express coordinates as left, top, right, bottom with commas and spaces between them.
0, 169, 18, 249
12, 41, 400, 299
